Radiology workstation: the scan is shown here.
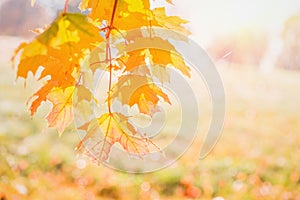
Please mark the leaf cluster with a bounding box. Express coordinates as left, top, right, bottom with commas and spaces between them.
12, 0, 191, 163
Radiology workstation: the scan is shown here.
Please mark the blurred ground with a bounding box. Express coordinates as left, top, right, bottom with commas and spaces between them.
0, 36, 300, 200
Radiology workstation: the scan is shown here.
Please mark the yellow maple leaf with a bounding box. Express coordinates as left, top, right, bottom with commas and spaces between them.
77, 112, 156, 163
46, 86, 75, 135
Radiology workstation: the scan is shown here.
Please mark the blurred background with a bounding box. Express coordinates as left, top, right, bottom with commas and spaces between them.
0, 0, 300, 199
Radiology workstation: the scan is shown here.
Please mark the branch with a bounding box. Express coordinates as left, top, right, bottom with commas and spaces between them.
105, 0, 119, 114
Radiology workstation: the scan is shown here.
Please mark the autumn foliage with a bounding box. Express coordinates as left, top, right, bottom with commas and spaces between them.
12, 0, 190, 163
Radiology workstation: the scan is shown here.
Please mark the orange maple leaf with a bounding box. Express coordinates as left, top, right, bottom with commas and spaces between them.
12, 13, 102, 133
122, 37, 191, 77
111, 74, 170, 115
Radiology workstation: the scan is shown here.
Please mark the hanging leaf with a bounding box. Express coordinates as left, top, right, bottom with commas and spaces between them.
111, 74, 170, 115
12, 12, 102, 119
46, 86, 75, 135
77, 112, 156, 162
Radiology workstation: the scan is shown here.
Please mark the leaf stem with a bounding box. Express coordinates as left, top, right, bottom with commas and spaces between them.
64, 0, 69, 13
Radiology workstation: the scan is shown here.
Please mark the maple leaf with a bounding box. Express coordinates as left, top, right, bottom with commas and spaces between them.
88, 45, 107, 72
28, 81, 57, 115
152, 64, 171, 83
151, 7, 191, 35
13, 13, 102, 80
12, 12, 102, 132
115, 49, 150, 76
76, 85, 93, 102
111, 74, 170, 115
77, 112, 155, 163
46, 86, 75, 135
118, 36, 191, 81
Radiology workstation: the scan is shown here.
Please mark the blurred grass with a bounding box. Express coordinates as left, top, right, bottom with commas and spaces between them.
0, 38, 300, 199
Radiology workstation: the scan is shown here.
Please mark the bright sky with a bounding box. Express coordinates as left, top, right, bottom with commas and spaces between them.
165, 0, 300, 45
37, 0, 300, 46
